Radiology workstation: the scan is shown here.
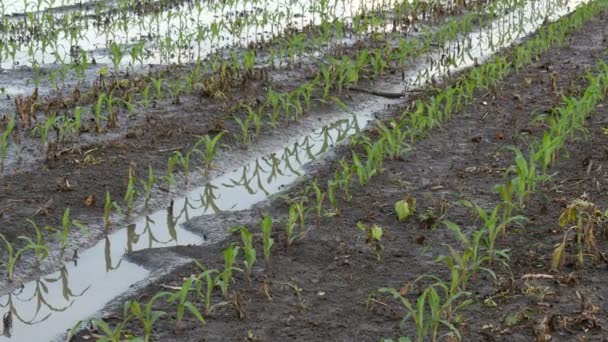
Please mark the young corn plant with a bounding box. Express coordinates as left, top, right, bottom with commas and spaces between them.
370, 49, 388, 79
494, 179, 515, 228
0, 233, 47, 281
284, 203, 306, 249
461, 201, 525, 265
261, 214, 274, 272
197, 132, 224, 176
166, 276, 206, 333
127, 292, 170, 342
509, 147, 541, 208
124, 169, 137, 214
33, 113, 57, 152
234, 114, 252, 145
172, 147, 198, 184
109, 42, 124, 79
312, 180, 326, 228
378, 280, 470, 342
534, 131, 563, 176
336, 160, 354, 202
52, 208, 88, 253
327, 179, 339, 210
194, 268, 220, 316
552, 198, 602, 270
94, 93, 107, 133
216, 244, 241, 299
243, 49, 256, 79
356, 222, 384, 261
229, 226, 256, 283
24, 219, 51, 262
438, 221, 496, 292
164, 153, 179, 186
152, 78, 163, 101
140, 164, 155, 208
351, 140, 383, 187
377, 121, 412, 160
91, 318, 129, 342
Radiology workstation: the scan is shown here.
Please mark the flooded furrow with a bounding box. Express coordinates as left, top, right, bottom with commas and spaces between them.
0, 0, 590, 340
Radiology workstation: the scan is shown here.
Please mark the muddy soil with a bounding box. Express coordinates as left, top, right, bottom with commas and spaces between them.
68, 9, 608, 342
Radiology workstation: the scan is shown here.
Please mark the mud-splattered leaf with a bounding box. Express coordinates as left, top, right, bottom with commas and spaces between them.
395, 197, 416, 221
371, 225, 383, 241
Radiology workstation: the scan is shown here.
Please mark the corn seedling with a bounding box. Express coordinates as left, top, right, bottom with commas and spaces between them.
166, 276, 206, 332
216, 244, 241, 299
32, 113, 57, 152
127, 292, 170, 342
438, 221, 497, 291
197, 132, 224, 176
141, 84, 152, 108
91, 316, 129, 342
164, 153, 179, 186
49, 208, 88, 253
284, 203, 307, 249
312, 180, 326, 228
94, 93, 107, 133
261, 214, 274, 272
552, 198, 602, 270
234, 114, 253, 145
140, 164, 155, 208
356, 222, 384, 261
124, 169, 137, 214
194, 267, 220, 316
494, 179, 515, 227
327, 179, 338, 209
0, 233, 42, 281
377, 121, 412, 160
378, 280, 470, 342
336, 159, 354, 202
71, 107, 82, 137
172, 147, 198, 184
65, 320, 84, 342
152, 78, 163, 101
534, 131, 563, 176
23, 219, 51, 262
352, 139, 384, 186
229, 226, 256, 282
109, 42, 124, 78
508, 147, 540, 208
461, 201, 525, 265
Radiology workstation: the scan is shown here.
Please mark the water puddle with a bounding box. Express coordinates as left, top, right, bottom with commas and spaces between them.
0, 0, 590, 339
